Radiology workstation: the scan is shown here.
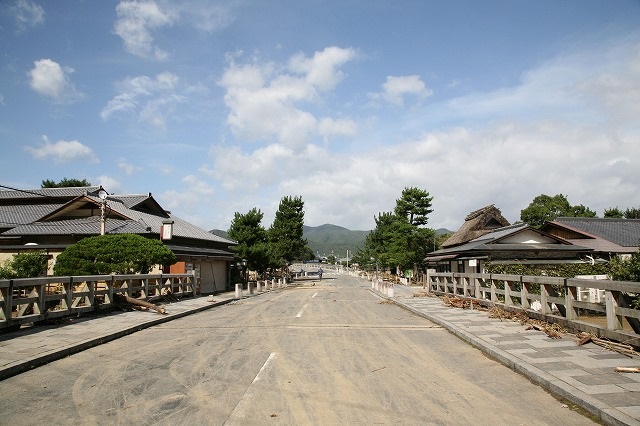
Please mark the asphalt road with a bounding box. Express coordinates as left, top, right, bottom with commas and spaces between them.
0, 274, 594, 425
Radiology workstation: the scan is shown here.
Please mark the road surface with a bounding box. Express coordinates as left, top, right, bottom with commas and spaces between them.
0, 273, 593, 425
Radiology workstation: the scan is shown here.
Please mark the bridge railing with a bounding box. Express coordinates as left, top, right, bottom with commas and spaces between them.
427, 272, 640, 347
0, 272, 196, 329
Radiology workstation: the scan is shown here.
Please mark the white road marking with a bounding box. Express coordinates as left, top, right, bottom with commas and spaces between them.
312, 292, 318, 298
296, 303, 309, 318
224, 352, 277, 424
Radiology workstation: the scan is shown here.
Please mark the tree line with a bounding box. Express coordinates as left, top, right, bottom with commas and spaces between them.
519, 193, 640, 227
227, 196, 313, 276
3, 179, 638, 284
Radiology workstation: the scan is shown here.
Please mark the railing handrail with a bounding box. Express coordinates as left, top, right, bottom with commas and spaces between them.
426, 271, 640, 347
0, 272, 197, 329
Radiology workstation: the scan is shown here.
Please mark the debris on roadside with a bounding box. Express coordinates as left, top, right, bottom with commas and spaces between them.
114, 293, 167, 315
615, 367, 640, 373
577, 332, 639, 357
443, 296, 481, 310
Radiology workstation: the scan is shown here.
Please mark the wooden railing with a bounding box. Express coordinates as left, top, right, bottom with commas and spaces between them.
0, 273, 196, 329
427, 272, 640, 347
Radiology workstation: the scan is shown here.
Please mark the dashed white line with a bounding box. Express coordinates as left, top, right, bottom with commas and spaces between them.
296, 303, 309, 318
225, 352, 277, 424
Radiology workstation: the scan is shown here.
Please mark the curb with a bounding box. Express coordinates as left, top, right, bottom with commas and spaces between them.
379, 290, 639, 426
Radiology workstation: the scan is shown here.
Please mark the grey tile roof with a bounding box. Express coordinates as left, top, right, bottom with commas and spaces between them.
3, 217, 148, 235
555, 217, 640, 247
0, 186, 102, 200
427, 223, 590, 259
0, 188, 235, 246
0, 203, 65, 227
469, 223, 528, 242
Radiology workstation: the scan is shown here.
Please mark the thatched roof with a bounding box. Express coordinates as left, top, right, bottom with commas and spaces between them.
441, 204, 510, 248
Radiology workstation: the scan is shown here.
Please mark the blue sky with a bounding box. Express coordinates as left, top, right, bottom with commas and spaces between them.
1, 0, 639, 233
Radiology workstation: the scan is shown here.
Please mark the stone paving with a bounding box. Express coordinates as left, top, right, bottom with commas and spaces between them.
387, 284, 640, 426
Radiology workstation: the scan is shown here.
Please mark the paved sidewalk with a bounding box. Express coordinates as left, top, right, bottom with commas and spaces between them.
0, 291, 239, 381
384, 283, 640, 426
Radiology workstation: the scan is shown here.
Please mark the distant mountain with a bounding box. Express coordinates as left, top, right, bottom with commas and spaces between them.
212, 225, 452, 259
435, 228, 452, 235
304, 224, 370, 258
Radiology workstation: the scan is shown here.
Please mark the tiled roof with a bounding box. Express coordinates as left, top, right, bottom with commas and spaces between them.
0, 187, 235, 246
469, 223, 528, 242
3, 217, 148, 235
427, 223, 590, 259
0, 203, 65, 226
554, 217, 640, 247
0, 186, 102, 200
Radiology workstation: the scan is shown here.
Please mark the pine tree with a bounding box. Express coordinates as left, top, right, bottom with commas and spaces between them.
268, 196, 309, 265
228, 208, 270, 274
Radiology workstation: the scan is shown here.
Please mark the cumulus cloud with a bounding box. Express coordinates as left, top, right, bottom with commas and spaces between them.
94, 175, 122, 193
159, 174, 215, 224
114, 0, 175, 60
11, 0, 44, 33
117, 158, 143, 175
101, 71, 186, 129
171, 0, 234, 32
204, 37, 640, 232
375, 75, 433, 106
25, 135, 98, 164
219, 46, 358, 149
28, 59, 83, 103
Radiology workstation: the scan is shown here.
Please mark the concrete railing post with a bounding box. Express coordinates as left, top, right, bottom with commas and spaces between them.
257, 281, 262, 292
388, 283, 394, 297
248, 282, 254, 295
235, 283, 242, 299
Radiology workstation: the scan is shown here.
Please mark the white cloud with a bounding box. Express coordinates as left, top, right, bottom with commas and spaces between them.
318, 118, 357, 138
101, 71, 186, 129
11, 0, 44, 33
94, 175, 122, 193
28, 59, 83, 103
159, 174, 215, 224
25, 135, 98, 164
377, 75, 433, 106
203, 37, 640, 232
171, 0, 234, 32
219, 46, 357, 149
117, 158, 143, 175
114, 0, 175, 60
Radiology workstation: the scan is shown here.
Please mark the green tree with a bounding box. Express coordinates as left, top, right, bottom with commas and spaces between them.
355, 187, 436, 274
41, 178, 92, 188
604, 207, 624, 218
520, 194, 596, 227
394, 187, 434, 226
228, 208, 271, 274
268, 196, 310, 265
609, 252, 640, 282
54, 234, 176, 276
0, 251, 48, 279
624, 208, 640, 219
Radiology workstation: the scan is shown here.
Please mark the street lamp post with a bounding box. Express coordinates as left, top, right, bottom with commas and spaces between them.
98, 189, 108, 235
241, 259, 248, 288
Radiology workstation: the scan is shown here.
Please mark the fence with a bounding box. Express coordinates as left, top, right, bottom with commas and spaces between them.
427, 272, 640, 347
0, 273, 196, 329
